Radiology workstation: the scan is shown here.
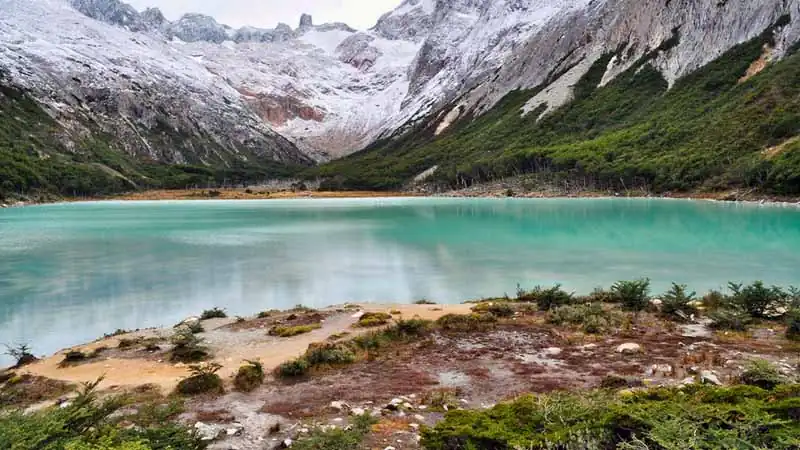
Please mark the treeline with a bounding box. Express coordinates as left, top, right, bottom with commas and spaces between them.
0, 81, 304, 201
314, 19, 800, 196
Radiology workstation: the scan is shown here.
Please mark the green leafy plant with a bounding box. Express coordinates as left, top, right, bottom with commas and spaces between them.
269, 323, 322, 337
276, 358, 310, 378
233, 360, 264, 392
517, 284, 574, 310
3, 343, 37, 368
739, 359, 787, 390
660, 283, 698, 321
547, 303, 622, 334
355, 312, 393, 327
708, 308, 754, 331
175, 363, 224, 396
292, 413, 377, 450
170, 328, 210, 363
786, 309, 800, 341
612, 279, 651, 311
200, 308, 227, 320
436, 313, 498, 332
727, 281, 790, 318
414, 299, 437, 305
471, 302, 515, 317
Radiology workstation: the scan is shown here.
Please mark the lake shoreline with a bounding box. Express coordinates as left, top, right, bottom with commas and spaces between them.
4, 186, 800, 208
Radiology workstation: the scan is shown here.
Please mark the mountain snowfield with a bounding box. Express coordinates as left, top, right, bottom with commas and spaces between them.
1, 0, 799, 168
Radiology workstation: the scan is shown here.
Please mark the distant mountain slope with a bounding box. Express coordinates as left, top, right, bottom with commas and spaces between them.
316, 1, 800, 196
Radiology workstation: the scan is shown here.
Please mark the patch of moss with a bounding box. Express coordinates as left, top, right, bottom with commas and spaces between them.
269, 323, 322, 337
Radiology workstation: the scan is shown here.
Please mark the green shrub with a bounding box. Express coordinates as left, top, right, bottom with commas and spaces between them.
421, 385, 800, 450
170, 328, 210, 363
200, 308, 227, 320
517, 284, 574, 310
233, 360, 264, 392
585, 288, 616, 303
304, 342, 356, 366
0, 378, 205, 450
356, 312, 392, 327
414, 299, 437, 305
786, 309, 800, 341
660, 283, 698, 321
257, 310, 279, 319
175, 363, 224, 396
708, 308, 754, 331
702, 290, 727, 309
471, 302, 515, 317
612, 279, 651, 311
727, 281, 790, 318
394, 318, 432, 336
292, 413, 377, 450
269, 323, 322, 337
436, 313, 498, 332
276, 358, 309, 378
547, 303, 621, 334
3, 343, 37, 368
740, 360, 787, 390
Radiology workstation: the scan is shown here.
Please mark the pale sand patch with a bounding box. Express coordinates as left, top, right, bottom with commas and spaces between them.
20, 303, 473, 393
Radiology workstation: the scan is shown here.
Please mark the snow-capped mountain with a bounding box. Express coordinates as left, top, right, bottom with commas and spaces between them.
2, 0, 799, 168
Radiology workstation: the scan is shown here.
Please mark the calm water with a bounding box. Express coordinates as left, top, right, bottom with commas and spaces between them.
1, 197, 799, 365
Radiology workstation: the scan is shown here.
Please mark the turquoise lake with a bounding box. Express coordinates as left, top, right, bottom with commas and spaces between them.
1, 197, 800, 365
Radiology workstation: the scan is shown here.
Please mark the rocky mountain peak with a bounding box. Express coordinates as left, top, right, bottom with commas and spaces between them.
167, 13, 230, 43
299, 13, 314, 30
69, 0, 149, 32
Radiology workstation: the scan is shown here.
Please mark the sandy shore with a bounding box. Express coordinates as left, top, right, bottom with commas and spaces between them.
18, 303, 473, 393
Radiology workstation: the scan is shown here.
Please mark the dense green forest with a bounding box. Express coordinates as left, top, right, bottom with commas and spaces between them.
0, 80, 303, 201
315, 21, 800, 195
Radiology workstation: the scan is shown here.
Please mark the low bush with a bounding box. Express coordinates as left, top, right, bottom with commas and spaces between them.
436, 313, 497, 332
356, 312, 392, 327
787, 309, 800, 341
660, 283, 698, 321
702, 290, 727, 309
471, 302, 515, 317
304, 342, 357, 366
0, 379, 205, 450
292, 413, 377, 450
414, 299, 437, 305
394, 318, 433, 336
200, 308, 227, 320
257, 310, 279, 319
547, 303, 622, 334
59, 350, 89, 367
740, 359, 787, 390
611, 279, 651, 311
727, 281, 791, 318
276, 358, 310, 378
421, 385, 800, 449
175, 363, 224, 396
708, 308, 753, 331
3, 343, 37, 368
517, 284, 573, 310
170, 328, 210, 363
269, 323, 322, 337
233, 360, 264, 392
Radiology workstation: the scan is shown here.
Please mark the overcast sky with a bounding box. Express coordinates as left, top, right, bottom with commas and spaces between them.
126, 0, 401, 30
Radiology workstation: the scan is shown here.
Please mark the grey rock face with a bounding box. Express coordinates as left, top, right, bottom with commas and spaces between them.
167, 13, 231, 43
373, 0, 434, 41
70, 0, 148, 32
337, 34, 382, 70
299, 13, 314, 30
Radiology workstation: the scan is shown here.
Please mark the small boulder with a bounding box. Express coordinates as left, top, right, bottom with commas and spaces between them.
329, 401, 350, 413
543, 347, 562, 356
700, 370, 723, 386
350, 407, 366, 416
175, 317, 201, 329
616, 343, 642, 354
409, 423, 420, 431
194, 422, 224, 441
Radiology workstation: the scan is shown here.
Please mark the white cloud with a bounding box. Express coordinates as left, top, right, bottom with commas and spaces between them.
126, 0, 401, 30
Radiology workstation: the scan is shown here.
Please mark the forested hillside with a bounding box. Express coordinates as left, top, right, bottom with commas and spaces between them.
316, 25, 800, 196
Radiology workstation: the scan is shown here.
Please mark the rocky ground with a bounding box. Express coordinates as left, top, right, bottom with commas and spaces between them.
4, 300, 798, 450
